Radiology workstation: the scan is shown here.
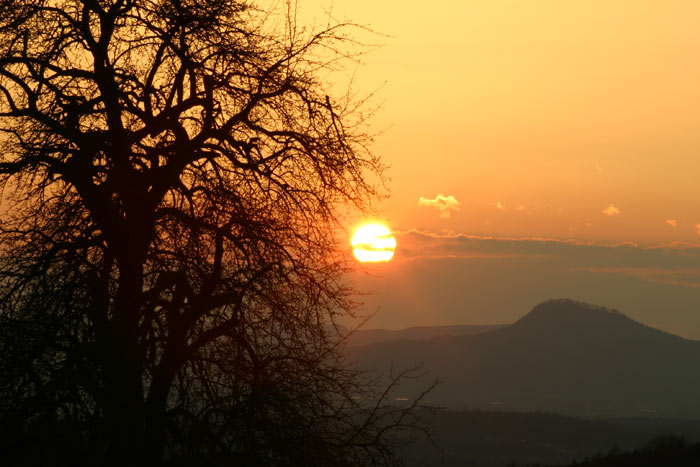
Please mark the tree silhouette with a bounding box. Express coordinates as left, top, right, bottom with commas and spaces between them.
0, 1, 425, 465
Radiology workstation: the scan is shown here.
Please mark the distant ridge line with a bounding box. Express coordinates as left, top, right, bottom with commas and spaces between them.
348, 298, 700, 417
533, 298, 624, 315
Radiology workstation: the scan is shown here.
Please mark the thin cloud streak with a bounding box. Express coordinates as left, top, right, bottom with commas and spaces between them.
572, 266, 700, 289
393, 230, 700, 279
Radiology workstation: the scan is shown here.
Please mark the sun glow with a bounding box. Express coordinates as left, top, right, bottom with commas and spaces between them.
351, 224, 397, 262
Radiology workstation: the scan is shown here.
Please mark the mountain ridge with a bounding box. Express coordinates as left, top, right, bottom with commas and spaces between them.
349, 299, 700, 418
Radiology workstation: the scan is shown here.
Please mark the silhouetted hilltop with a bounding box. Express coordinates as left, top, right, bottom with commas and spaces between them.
514, 299, 627, 328
350, 299, 700, 418
510, 299, 663, 340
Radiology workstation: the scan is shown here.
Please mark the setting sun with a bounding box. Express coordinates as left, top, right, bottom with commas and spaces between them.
352, 224, 397, 262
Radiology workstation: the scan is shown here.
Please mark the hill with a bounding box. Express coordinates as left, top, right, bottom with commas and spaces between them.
349, 299, 700, 418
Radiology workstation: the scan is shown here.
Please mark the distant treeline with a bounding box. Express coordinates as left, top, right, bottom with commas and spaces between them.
524, 436, 700, 467
398, 409, 700, 467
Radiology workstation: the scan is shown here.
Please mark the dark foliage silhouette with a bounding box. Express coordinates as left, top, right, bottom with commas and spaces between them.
535, 436, 700, 467
0, 1, 428, 465
390, 409, 700, 467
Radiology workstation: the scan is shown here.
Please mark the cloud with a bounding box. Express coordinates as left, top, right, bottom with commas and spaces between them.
394, 230, 700, 270
603, 204, 620, 216
418, 194, 460, 218
666, 219, 678, 227
573, 266, 700, 289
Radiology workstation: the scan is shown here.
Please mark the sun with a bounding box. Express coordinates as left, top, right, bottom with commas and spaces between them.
351, 224, 397, 262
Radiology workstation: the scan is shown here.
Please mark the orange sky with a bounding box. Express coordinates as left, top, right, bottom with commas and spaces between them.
300, 1, 700, 245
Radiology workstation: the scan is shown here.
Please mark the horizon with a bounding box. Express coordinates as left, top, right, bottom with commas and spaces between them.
352, 297, 698, 341
349, 230, 700, 339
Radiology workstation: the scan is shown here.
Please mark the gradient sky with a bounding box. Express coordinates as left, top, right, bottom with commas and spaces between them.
299, 0, 700, 244
296, 1, 700, 334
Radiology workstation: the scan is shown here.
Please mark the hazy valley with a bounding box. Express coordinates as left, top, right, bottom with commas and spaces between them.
348, 299, 700, 465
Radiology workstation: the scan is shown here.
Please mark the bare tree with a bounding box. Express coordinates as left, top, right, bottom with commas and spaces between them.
0, 1, 426, 465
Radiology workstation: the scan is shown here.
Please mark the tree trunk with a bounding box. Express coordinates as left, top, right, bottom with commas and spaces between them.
100, 255, 151, 465
102, 362, 147, 465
